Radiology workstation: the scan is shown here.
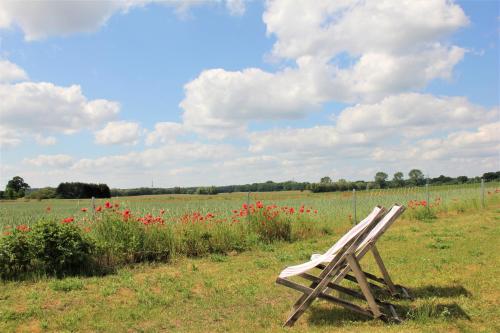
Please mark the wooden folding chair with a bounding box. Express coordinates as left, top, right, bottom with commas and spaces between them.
276, 205, 406, 327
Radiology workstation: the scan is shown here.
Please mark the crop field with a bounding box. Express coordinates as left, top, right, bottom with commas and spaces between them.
1, 182, 499, 228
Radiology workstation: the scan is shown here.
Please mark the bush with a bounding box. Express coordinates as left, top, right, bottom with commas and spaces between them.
29, 219, 95, 276
0, 220, 95, 278
0, 228, 33, 279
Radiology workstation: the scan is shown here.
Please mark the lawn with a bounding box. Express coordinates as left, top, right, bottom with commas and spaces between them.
1, 204, 499, 332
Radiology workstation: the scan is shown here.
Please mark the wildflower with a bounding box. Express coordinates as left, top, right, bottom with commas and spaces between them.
105, 201, 112, 209
420, 200, 427, 207
159, 209, 165, 215
46, 206, 51, 212
306, 209, 311, 213
83, 227, 91, 233
16, 224, 30, 232
114, 203, 119, 208
81, 207, 88, 212
289, 207, 295, 214
95, 206, 102, 212
62, 217, 74, 224
314, 210, 318, 214
299, 205, 305, 213
242, 203, 248, 210
122, 209, 131, 220
256, 201, 264, 209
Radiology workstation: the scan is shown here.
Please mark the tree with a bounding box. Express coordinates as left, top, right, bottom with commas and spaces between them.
5, 176, 30, 198
408, 169, 424, 186
374, 172, 388, 188
320, 176, 333, 184
456, 176, 468, 184
392, 172, 404, 187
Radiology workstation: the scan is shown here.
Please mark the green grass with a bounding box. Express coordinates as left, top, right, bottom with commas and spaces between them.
1, 205, 499, 332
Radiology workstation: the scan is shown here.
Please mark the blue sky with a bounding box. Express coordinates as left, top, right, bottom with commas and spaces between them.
0, 0, 499, 188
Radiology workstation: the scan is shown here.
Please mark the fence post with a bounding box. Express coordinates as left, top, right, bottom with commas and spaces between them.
246, 192, 250, 221
481, 178, 485, 208
352, 188, 357, 225
91, 196, 95, 218
425, 181, 430, 213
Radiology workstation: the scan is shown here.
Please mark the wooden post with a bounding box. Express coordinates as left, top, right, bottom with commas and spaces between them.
481, 179, 485, 208
425, 181, 430, 213
352, 188, 357, 225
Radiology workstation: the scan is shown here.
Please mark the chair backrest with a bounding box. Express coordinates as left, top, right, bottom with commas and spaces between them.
355, 205, 405, 252
323, 206, 385, 257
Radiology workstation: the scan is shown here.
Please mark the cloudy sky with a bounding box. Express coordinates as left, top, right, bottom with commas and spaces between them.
0, 0, 499, 188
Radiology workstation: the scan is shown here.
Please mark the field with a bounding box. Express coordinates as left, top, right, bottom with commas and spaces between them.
1, 184, 500, 332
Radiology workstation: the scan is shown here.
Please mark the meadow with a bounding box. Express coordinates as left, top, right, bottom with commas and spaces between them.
0, 183, 499, 332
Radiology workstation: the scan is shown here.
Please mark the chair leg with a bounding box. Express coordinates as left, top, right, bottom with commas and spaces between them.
345, 253, 383, 318
371, 245, 398, 296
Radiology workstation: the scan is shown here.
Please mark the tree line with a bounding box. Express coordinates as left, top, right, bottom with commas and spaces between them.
0, 177, 110, 200
2, 171, 499, 199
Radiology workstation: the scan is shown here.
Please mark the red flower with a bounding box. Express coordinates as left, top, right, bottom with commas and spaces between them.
95, 206, 102, 212
159, 209, 165, 215
242, 203, 248, 210
256, 201, 264, 209
105, 201, 112, 209
314, 210, 318, 214
16, 224, 30, 232
114, 203, 119, 208
299, 206, 305, 213
289, 207, 295, 214
81, 207, 88, 212
420, 200, 427, 207
46, 206, 51, 212
62, 217, 74, 224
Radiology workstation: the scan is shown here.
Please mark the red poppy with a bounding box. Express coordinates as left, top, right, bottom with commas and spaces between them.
16, 224, 30, 232
62, 217, 74, 224
46, 207, 51, 212
95, 206, 102, 212
81, 207, 88, 212
105, 201, 112, 209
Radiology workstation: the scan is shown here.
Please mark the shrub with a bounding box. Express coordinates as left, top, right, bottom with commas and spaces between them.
0, 227, 33, 279
29, 219, 95, 276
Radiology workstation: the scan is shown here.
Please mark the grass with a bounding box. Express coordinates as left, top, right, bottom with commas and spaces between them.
1, 205, 499, 332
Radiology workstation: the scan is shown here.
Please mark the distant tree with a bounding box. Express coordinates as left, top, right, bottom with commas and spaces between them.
374, 172, 389, 189
483, 171, 500, 182
320, 176, 333, 184
457, 176, 468, 184
27, 187, 57, 200
392, 172, 404, 187
4, 176, 30, 198
408, 169, 425, 186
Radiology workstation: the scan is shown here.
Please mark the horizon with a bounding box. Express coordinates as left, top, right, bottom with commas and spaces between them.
1, 0, 499, 189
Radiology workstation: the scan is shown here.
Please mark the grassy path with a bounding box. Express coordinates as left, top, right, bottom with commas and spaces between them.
1, 205, 499, 332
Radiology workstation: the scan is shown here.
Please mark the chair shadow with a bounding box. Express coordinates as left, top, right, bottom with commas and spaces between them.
409, 285, 472, 299
308, 301, 471, 326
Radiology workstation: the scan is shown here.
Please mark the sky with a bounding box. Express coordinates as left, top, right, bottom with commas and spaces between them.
0, 0, 499, 189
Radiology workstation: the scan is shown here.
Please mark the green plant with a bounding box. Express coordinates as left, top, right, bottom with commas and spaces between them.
0, 228, 33, 279
29, 219, 95, 276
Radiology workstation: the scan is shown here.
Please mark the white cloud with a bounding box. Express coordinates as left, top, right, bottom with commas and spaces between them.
0, 125, 22, 149
0, 81, 119, 145
34, 134, 57, 146
180, 59, 332, 137
0, 60, 28, 82
23, 154, 74, 168
94, 121, 143, 145
335, 93, 499, 138
0, 0, 246, 41
179, 0, 470, 137
145, 122, 187, 145
226, 0, 246, 16
263, 0, 469, 60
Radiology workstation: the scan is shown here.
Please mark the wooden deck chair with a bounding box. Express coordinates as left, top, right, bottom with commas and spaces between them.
276, 205, 405, 327
314, 204, 410, 300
